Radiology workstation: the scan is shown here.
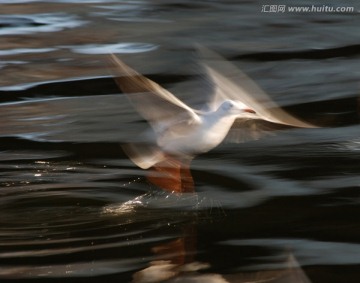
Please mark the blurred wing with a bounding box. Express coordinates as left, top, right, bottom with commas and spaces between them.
226, 118, 294, 143
197, 45, 316, 128
108, 54, 199, 131
109, 55, 202, 169
121, 143, 166, 169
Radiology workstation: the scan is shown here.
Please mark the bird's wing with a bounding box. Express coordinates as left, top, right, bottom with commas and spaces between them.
109, 54, 201, 169
121, 142, 166, 169
108, 54, 199, 133
197, 45, 316, 128
225, 117, 295, 143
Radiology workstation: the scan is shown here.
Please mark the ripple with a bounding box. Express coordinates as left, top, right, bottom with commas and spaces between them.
0, 60, 27, 69
66, 42, 158, 54
0, 150, 68, 161
0, 258, 144, 279
340, 139, 360, 151
0, 48, 56, 56
0, 188, 176, 279
223, 238, 360, 267
0, 13, 87, 36
0, 0, 40, 4
0, 0, 119, 2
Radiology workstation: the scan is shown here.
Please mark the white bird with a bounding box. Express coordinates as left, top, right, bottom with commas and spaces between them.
109, 46, 315, 193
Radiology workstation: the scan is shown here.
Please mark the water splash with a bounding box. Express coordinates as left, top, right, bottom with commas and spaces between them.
103, 189, 226, 218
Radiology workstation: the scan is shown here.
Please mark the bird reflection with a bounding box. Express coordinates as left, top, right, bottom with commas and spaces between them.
132, 224, 199, 283
131, 222, 311, 283
110, 46, 316, 193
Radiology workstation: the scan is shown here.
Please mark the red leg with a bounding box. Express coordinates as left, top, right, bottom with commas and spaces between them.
147, 157, 194, 193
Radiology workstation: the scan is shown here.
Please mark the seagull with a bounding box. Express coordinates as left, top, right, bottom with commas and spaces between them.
109, 46, 316, 193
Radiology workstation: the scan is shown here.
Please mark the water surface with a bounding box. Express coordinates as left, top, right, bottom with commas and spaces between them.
0, 1, 360, 282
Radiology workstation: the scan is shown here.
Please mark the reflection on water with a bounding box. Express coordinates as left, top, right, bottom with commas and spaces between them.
0, 0, 360, 282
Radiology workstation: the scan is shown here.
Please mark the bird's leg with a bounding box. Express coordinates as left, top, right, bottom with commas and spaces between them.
147, 157, 182, 193
180, 160, 195, 193
147, 156, 194, 193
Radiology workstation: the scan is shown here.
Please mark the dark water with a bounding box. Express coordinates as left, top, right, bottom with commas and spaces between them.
0, 1, 360, 282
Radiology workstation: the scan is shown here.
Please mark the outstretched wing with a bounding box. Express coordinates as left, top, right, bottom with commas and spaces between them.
225, 118, 294, 143
108, 54, 199, 133
109, 54, 201, 169
197, 45, 316, 128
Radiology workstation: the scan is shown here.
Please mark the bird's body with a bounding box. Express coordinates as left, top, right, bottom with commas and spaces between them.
158, 101, 248, 155
109, 46, 316, 193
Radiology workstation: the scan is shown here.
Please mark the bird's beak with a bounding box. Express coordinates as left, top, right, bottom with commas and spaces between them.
243, 108, 256, 114
232, 101, 256, 115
